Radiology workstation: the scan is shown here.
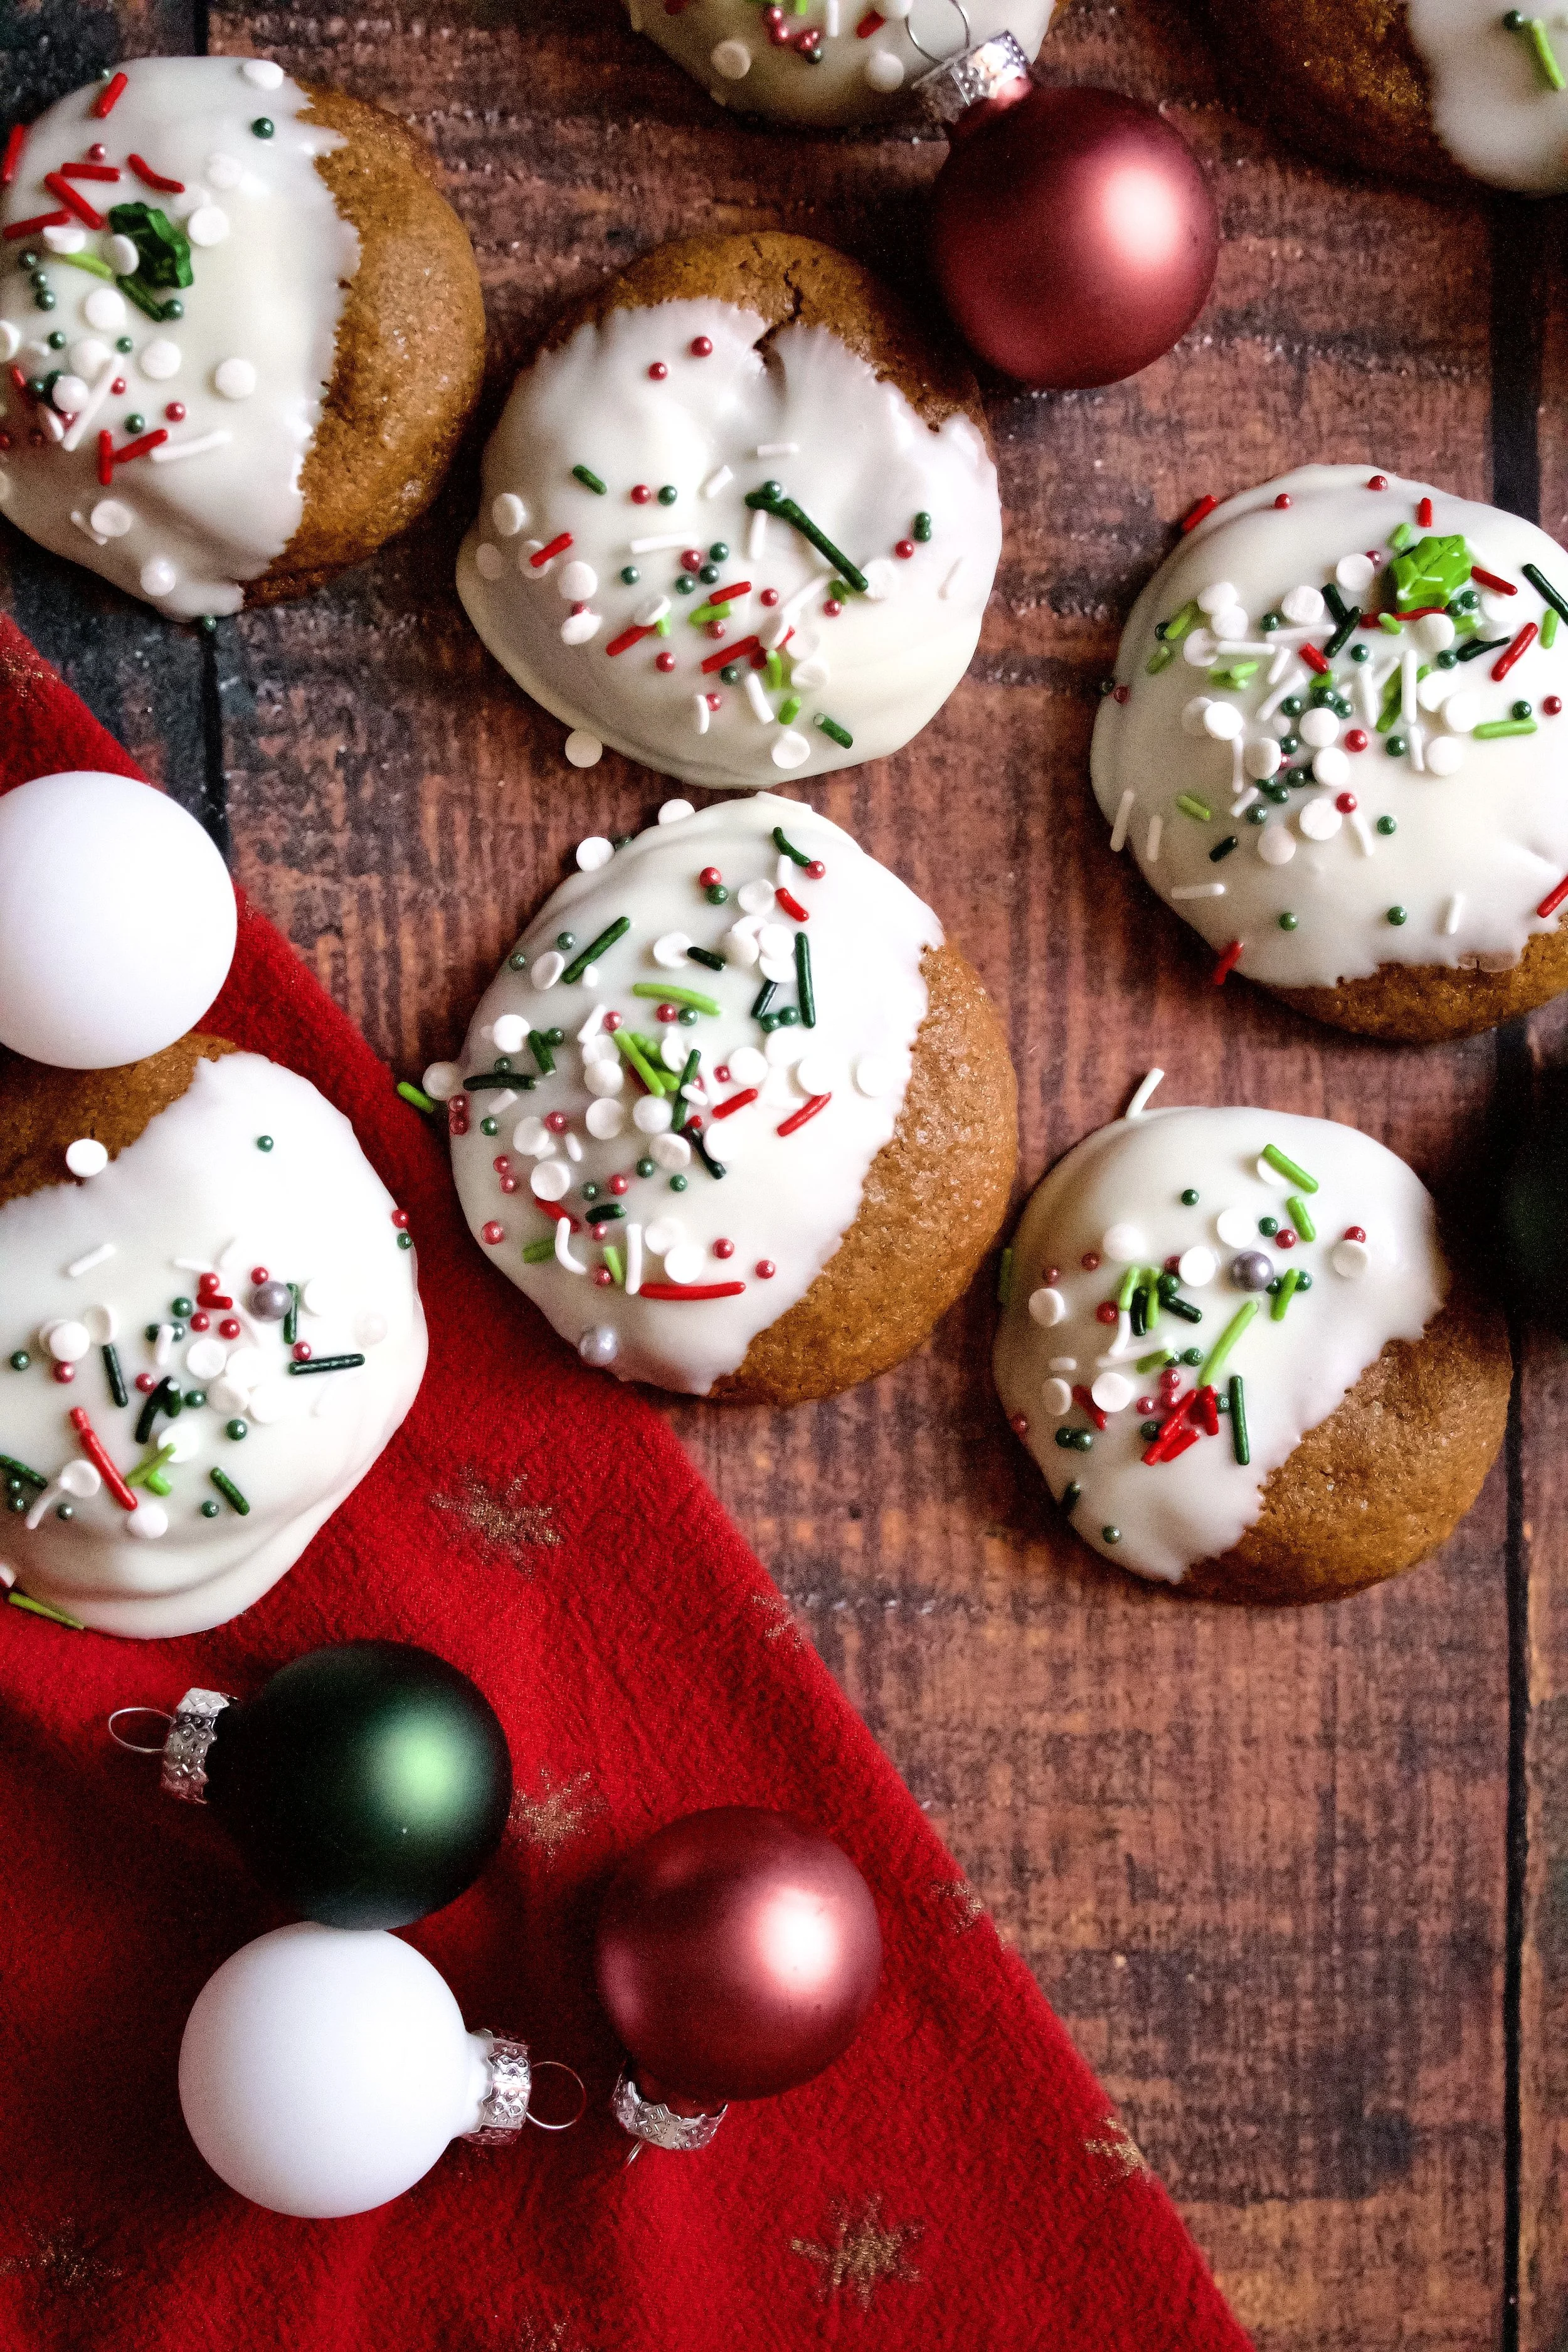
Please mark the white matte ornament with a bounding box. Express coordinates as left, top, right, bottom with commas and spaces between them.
0, 773, 236, 1067
178, 1924, 493, 2217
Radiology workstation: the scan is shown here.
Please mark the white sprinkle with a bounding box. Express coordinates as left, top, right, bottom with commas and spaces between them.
1108, 788, 1135, 854
563, 731, 602, 768
657, 798, 696, 824
139, 337, 181, 381
65, 1138, 109, 1179
939, 559, 965, 601
826, 0, 841, 29
748, 508, 768, 561
66, 1242, 115, 1278
186, 204, 230, 248
1231, 787, 1261, 818
560, 610, 601, 646
1145, 814, 1163, 864
1443, 893, 1464, 935
532, 950, 566, 990
474, 543, 504, 580
702, 465, 734, 499
422, 1061, 462, 1101
140, 557, 177, 598
772, 729, 811, 770
693, 692, 710, 736
1027, 1288, 1066, 1327
72, 509, 109, 547
1407, 723, 1426, 774
745, 671, 775, 726
172, 1258, 211, 1273
563, 1132, 584, 1163
1349, 812, 1377, 857
575, 835, 614, 872
1331, 1238, 1370, 1280
41, 223, 86, 255
1042, 1377, 1073, 1418
60, 359, 119, 452
492, 492, 527, 537
653, 931, 692, 969
149, 430, 233, 465
206, 152, 243, 190
1125, 1069, 1163, 1120
489, 1014, 532, 1053
1259, 663, 1308, 721
1401, 649, 1418, 726
1281, 585, 1325, 625
1047, 1357, 1076, 1373
634, 594, 672, 627
755, 442, 798, 457
625, 1223, 644, 1295
554, 1217, 587, 1274
1170, 882, 1226, 900
1092, 1372, 1135, 1415
82, 287, 126, 334
711, 36, 751, 76
629, 533, 690, 554
242, 57, 285, 87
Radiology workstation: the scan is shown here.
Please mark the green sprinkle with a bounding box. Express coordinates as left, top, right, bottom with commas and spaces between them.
1145, 642, 1177, 675
0, 1456, 47, 1490
631, 980, 720, 1016
1324, 608, 1360, 660
1200, 1298, 1259, 1388
571, 465, 607, 494
126, 1440, 177, 1490
1271, 1268, 1301, 1321
1207, 661, 1259, 688
1180, 1189, 1200, 1206
252, 115, 275, 135
1210, 835, 1239, 863
201, 1500, 220, 1517
1523, 14, 1568, 85
1287, 1194, 1317, 1242
773, 694, 800, 724
1388, 521, 1416, 553
1061, 1481, 1081, 1512
522, 1236, 556, 1264
670, 1049, 701, 1132
1392, 532, 1472, 613
1377, 613, 1402, 635
795, 931, 815, 1029
1136, 1350, 1175, 1374
562, 916, 630, 985
1262, 1142, 1318, 1192
529, 1032, 556, 1077
1101, 1527, 1121, 1545
688, 599, 733, 628
1159, 599, 1200, 643
765, 651, 784, 689
1278, 912, 1299, 931
397, 1081, 437, 1114
1175, 793, 1212, 822
1387, 904, 1408, 925
613, 1029, 666, 1094
1116, 1263, 1143, 1310
1229, 1375, 1249, 1465
289, 1353, 367, 1376
1542, 607, 1560, 650
997, 1248, 1014, 1306
743, 484, 868, 593
772, 826, 812, 867
751, 980, 778, 1022
102, 1343, 127, 1407
1474, 717, 1538, 738
57, 250, 115, 280
7, 1352, 28, 1372
209, 1467, 250, 1515
226, 1419, 248, 1440
603, 1245, 625, 1287
1524, 561, 1568, 623
914, 511, 933, 542
687, 946, 726, 972
1376, 815, 1397, 835
8, 1591, 84, 1628
284, 1285, 300, 1347
815, 713, 853, 749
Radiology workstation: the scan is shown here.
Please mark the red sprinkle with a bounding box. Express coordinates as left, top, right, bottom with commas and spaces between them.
760, 587, 780, 607
776, 886, 808, 922
755, 1259, 776, 1279
610, 1173, 630, 1195
135, 1373, 157, 1394
776, 1093, 830, 1138
1010, 1414, 1029, 1437
1273, 493, 1292, 510
45, 171, 104, 228
806, 859, 827, 879
97, 429, 113, 487
1336, 791, 1359, 812
1195, 1385, 1220, 1437
1277, 1230, 1296, 1249
1537, 874, 1568, 920
1300, 644, 1331, 675
1367, 474, 1388, 490
164, 401, 186, 422
91, 72, 129, 119
190, 1312, 209, 1332
1343, 1226, 1366, 1242
0, 124, 24, 187
712, 1239, 735, 1259
711, 1088, 758, 1120
1211, 940, 1244, 987
1418, 497, 1433, 527
703, 580, 751, 606
638, 1281, 747, 1301
531, 532, 573, 568
1471, 565, 1517, 596
292, 1342, 313, 1363
106, 426, 168, 470
606, 622, 656, 657
699, 867, 722, 887
3, 211, 71, 240
87, 144, 106, 162
647, 363, 667, 381
1079, 1253, 1101, 1272
702, 635, 761, 674
655, 651, 676, 673
1345, 730, 1368, 754
1546, 696, 1563, 717
894, 539, 915, 559
127, 152, 184, 193
218, 1319, 241, 1342
1142, 1392, 1198, 1465
823, 600, 843, 618
689, 336, 713, 357
59, 160, 120, 181
53, 1362, 75, 1385
69, 1407, 136, 1510
1094, 1303, 1118, 1327
857, 7, 884, 28
1492, 622, 1537, 682
1072, 1385, 1109, 1432
481, 1222, 505, 1245
1181, 494, 1218, 532
630, 484, 651, 503
250, 1265, 269, 1285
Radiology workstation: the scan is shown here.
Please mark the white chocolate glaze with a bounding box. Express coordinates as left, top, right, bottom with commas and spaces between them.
1407, 0, 1568, 193
1092, 465, 1568, 988
628, 0, 1053, 127
0, 1053, 426, 1636
450, 793, 940, 1395
455, 299, 1000, 790
0, 58, 358, 617
993, 1094, 1446, 1584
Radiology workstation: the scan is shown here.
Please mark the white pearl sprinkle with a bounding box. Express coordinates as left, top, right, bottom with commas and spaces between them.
1027, 1286, 1066, 1328
186, 205, 230, 248
575, 835, 614, 872
139, 557, 177, 598
711, 37, 752, 76
64, 1137, 109, 1178
530, 1161, 571, 1202
241, 58, 286, 87
563, 731, 602, 769
103, 234, 139, 277
139, 338, 181, 381
421, 1062, 462, 1101
214, 357, 257, 401
474, 543, 504, 581
658, 799, 696, 824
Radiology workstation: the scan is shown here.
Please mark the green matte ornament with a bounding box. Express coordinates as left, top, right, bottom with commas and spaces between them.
196, 1643, 512, 1928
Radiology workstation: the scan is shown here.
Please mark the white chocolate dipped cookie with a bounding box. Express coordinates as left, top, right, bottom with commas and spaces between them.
447, 792, 1015, 1404
456, 234, 1001, 792
627, 0, 1057, 128
1092, 464, 1568, 1041
993, 1078, 1510, 1603
0, 1039, 426, 1637
0, 56, 484, 617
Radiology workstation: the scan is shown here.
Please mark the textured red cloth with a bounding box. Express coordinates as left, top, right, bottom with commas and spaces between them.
0, 615, 1248, 2351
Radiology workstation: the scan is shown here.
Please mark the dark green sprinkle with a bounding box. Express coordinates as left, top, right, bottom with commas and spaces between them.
102, 1343, 127, 1407
751, 980, 778, 1021
705, 883, 729, 906
588, 1202, 627, 1222
1513, 699, 1534, 721
1323, 581, 1349, 625
582, 1182, 600, 1203
691, 1128, 726, 1181
1101, 1527, 1121, 1545
669, 1173, 688, 1192
115, 334, 132, 353
252, 116, 275, 135
1387, 904, 1407, 924
124, 411, 146, 434
1163, 1294, 1202, 1324
675, 575, 695, 595
1523, 561, 1568, 623
201, 1500, 220, 1517
1386, 733, 1407, 757
396, 1231, 413, 1250
637, 1157, 656, 1179
289, 1353, 368, 1377
688, 946, 726, 972
463, 1073, 529, 1091
209, 1467, 250, 1515
701, 564, 721, 586
1229, 1375, 1249, 1465
709, 542, 729, 561
171, 1296, 193, 1318
1278, 911, 1299, 931
1325, 608, 1360, 659
620, 565, 640, 585
815, 713, 854, 750
1351, 642, 1371, 664
1180, 1347, 1203, 1367
1281, 695, 1305, 718
1180, 1189, 1199, 1206
1259, 1216, 1278, 1237
33, 290, 55, 311
1142, 1419, 1163, 1442
185, 1390, 206, 1410
721, 662, 743, 685
914, 511, 932, 542
0, 1456, 47, 1490
678, 1005, 699, 1026
46, 330, 64, 351
1209, 835, 1239, 863
572, 465, 607, 494
480, 1116, 499, 1136
509, 950, 528, 970
563, 916, 630, 985
657, 484, 677, 505
556, 932, 576, 951
529, 1033, 556, 1076
1377, 814, 1397, 835
55, 1505, 72, 1521
776, 1005, 800, 1027
256, 1135, 273, 1152
1457, 635, 1508, 663
795, 931, 815, 1028
1061, 1481, 1081, 1510
8, 1351, 29, 1372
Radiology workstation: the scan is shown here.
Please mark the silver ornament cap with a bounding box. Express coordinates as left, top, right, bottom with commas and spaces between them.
462, 2030, 534, 2145
160, 1688, 233, 1804
610, 2067, 728, 2153
913, 32, 1032, 126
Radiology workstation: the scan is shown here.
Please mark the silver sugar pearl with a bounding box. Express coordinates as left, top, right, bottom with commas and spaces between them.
1229, 1251, 1274, 1292
250, 1280, 294, 1321
578, 1325, 619, 1369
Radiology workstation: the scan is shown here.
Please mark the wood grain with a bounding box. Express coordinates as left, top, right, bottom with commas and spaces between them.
3, 0, 1559, 2340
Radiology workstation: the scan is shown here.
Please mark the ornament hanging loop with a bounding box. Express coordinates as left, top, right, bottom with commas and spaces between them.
107, 1706, 174, 1755
907, 0, 971, 69
525, 2060, 587, 2134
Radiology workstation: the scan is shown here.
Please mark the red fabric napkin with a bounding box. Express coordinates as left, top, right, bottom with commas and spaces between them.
0, 614, 1248, 2351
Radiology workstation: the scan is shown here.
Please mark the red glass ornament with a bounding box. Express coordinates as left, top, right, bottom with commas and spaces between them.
595, 1808, 882, 2108
928, 81, 1219, 390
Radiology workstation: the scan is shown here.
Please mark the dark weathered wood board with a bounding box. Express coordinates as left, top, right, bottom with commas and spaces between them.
4, 0, 1563, 2339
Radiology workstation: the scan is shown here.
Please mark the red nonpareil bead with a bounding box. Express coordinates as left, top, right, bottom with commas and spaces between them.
682, 549, 704, 571
570, 601, 587, 617
713, 1238, 735, 1258
481, 1222, 505, 1245
647, 362, 668, 381
492, 1155, 509, 1173
499, 1175, 518, 1193
894, 539, 915, 559
1344, 1225, 1366, 1242
1274, 493, 1292, 509
760, 586, 780, 606
1546, 697, 1563, 716
219, 1318, 241, 1340
1010, 1413, 1029, 1436
823, 599, 843, 618
655, 652, 676, 672
292, 1342, 312, 1363
656, 1003, 679, 1022
1164, 1254, 1182, 1274
1345, 730, 1369, 753
714, 1065, 731, 1084
1113, 684, 1130, 704
755, 1259, 776, 1279
164, 401, 185, 421
391, 1209, 409, 1228
1335, 791, 1358, 812
610, 1173, 630, 1195
705, 620, 726, 641
603, 1011, 622, 1034
190, 1311, 209, 1332
250, 1266, 269, 1285
545, 1110, 569, 1134
689, 336, 713, 358
1276, 1230, 1296, 1249
110, 378, 125, 395
135, 1373, 157, 1394
1043, 1266, 1060, 1283
706, 692, 723, 710
1136, 1397, 1156, 1414
699, 866, 723, 887
1368, 474, 1388, 490
1080, 1252, 1101, 1271
88, 144, 107, 162
53, 1361, 75, 1384
631, 484, 651, 503
1094, 1301, 1118, 1326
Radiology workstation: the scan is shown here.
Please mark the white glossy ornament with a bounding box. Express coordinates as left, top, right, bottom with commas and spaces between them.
0, 773, 236, 1068
179, 1924, 493, 2218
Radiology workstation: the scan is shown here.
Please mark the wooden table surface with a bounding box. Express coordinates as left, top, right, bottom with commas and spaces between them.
6, 2, 1566, 2341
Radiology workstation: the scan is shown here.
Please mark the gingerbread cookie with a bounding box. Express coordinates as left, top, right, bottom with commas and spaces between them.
1204, 1, 1568, 193
627, 0, 1058, 127
0, 56, 484, 617
1093, 465, 1568, 1041
993, 1078, 1510, 1602
0, 1037, 426, 1637
444, 793, 1015, 1404
456, 235, 1000, 791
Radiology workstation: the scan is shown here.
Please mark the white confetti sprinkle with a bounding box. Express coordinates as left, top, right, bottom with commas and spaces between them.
1027, 1286, 1066, 1328
492, 492, 527, 537
1178, 1247, 1217, 1288
633, 1096, 673, 1134
64, 1138, 109, 1178
711, 36, 751, 75
657, 799, 696, 824
1331, 1238, 1370, 1279
83, 287, 126, 333
88, 499, 132, 540
422, 1062, 462, 1101
474, 543, 504, 580
575, 835, 614, 872
241, 57, 285, 87
531, 1161, 571, 1202
1042, 1377, 1073, 1417
1215, 1206, 1254, 1247
585, 1098, 625, 1140
563, 732, 602, 769
186, 204, 230, 248
771, 729, 811, 770
560, 610, 601, 646
139, 337, 181, 381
